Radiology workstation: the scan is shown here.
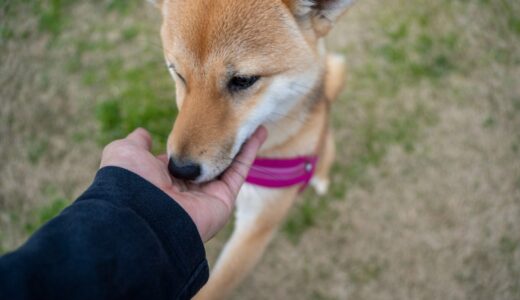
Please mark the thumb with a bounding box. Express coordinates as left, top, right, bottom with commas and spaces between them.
220, 126, 268, 195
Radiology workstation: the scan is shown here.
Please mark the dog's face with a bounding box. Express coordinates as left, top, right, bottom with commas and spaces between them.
158, 0, 352, 182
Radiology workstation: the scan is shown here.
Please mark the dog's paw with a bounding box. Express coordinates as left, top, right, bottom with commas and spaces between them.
311, 177, 329, 196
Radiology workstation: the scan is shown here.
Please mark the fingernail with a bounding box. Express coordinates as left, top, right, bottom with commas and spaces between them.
257, 125, 268, 142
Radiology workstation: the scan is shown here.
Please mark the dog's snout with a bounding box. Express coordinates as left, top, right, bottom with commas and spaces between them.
168, 157, 201, 181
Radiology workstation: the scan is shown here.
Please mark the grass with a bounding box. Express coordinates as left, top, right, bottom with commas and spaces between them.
348, 257, 387, 285
24, 197, 69, 235
1, 0, 176, 248
282, 0, 520, 245
282, 1, 452, 242
27, 138, 49, 165
2, 0, 520, 299
283, 105, 430, 242
93, 59, 177, 153
36, 0, 66, 36
52, 2, 177, 153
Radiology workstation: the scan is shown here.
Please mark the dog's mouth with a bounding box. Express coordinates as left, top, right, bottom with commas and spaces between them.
181, 138, 248, 183
168, 115, 265, 183
206, 130, 260, 183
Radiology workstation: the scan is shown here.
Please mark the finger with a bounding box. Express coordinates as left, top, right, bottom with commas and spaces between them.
156, 154, 168, 165
221, 125, 268, 195
126, 128, 152, 150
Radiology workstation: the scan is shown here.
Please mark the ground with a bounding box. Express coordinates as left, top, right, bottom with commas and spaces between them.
1, 0, 519, 299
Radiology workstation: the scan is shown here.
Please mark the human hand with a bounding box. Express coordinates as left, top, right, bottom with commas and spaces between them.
100, 127, 267, 242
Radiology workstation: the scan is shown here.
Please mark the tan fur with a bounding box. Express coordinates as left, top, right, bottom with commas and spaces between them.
161, 0, 319, 180
195, 55, 343, 300
325, 54, 347, 102
157, 0, 351, 298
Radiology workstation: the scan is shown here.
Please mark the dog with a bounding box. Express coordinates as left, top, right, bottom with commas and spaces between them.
151, 0, 351, 298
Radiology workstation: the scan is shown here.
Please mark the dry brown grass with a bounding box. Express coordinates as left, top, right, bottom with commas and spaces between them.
1, 0, 519, 299
227, 1, 520, 299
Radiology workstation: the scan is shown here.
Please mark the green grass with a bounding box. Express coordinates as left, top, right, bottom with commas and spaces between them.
31, 0, 137, 37
282, 104, 431, 242
482, 116, 496, 129
21, 184, 74, 237
374, 22, 459, 87
500, 236, 519, 255
122, 26, 140, 41
7, 0, 177, 154
3, 0, 520, 272
24, 197, 69, 235
16, 0, 177, 239
27, 138, 49, 165
0, 25, 14, 42
41, 2, 179, 154
282, 3, 452, 242
94, 59, 177, 153
106, 0, 138, 14
13, 0, 178, 154
281, 0, 520, 243
283, 194, 325, 243
2, 0, 520, 298
348, 257, 387, 284
0, 0, 176, 252
35, 0, 66, 36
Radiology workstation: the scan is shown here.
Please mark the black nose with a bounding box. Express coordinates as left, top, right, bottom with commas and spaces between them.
168, 157, 201, 181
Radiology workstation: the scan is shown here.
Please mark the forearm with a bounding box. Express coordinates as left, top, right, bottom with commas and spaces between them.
0, 167, 208, 300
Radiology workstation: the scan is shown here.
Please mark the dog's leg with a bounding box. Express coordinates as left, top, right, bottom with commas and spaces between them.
194, 186, 298, 300
309, 53, 344, 196
324, 53, 346, 102
311, 129, 336, 195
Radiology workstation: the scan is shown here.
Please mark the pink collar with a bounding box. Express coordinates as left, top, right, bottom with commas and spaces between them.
245, 156, 318, 191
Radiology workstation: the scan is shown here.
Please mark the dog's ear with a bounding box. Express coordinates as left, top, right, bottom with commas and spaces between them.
285, 0, 354, 36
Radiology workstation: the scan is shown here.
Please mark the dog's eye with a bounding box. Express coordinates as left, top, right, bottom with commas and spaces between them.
168, 64, 185, 83
228, 75, 260, 92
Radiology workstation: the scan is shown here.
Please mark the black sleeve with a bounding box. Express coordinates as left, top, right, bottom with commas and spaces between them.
0, 166, 209, 300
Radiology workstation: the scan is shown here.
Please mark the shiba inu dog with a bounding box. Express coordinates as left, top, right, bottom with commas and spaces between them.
151, 0, 351, 298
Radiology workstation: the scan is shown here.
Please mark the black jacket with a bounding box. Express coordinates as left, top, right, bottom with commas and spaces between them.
0, 166, 209, 300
